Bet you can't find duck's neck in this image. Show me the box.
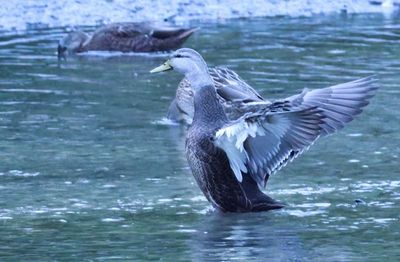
[192,84,227,126]
[186,67,213,90]
[184,64,227,126]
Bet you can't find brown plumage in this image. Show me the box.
[186,84,284,212]
[58,22,197,58]
[151,48,379,213]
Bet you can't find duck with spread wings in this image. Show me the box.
[151,48,379,212]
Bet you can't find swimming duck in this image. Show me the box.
[57,22,198,59]
[167,66,266,124]
[151,48,378,212]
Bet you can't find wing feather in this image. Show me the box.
[215,107,324,187]
[214,77,379,188]
[286,76,379,136]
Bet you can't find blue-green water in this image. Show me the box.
[0,14,399,261]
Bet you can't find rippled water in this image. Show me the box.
[0,14,399,261]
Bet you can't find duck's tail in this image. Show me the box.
[152,27,199,40]
[177,27,199,42]
[250,194,285,212]
[151,27,199,51]
[241,174,285,212]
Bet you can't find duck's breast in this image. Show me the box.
[185,127,251,212]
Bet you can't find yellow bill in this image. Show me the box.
[150,60,173,73]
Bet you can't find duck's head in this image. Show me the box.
[57,31,90,59]
[150,48,212,89]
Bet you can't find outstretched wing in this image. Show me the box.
[283,76,379,136]
[214,77,379,188]
[214,107,324,187]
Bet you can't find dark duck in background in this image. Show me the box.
[58,22,197,59]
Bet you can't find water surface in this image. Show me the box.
[0,14,399,261]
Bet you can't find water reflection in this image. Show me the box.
[190,212,307,261]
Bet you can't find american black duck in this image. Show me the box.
[58,22,197,58]
[151,48,379,212]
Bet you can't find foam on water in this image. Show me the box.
[0,170,40,177]
[0,0,399,31]
[286,209,326,217]
[152,117,180,126]
[0,88,66,95]
[275,186,336,196]
[297,202,331,208]
[101,217,125,222]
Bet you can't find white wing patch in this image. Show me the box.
[214,111,317,185]
[214,121,267,182]
[214,122,247,182]
[212,77,378,187]
[214,135,247,182]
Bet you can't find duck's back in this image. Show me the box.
[168,67,267,124]
[84,23,195,52]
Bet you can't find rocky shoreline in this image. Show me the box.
[0,0,398,31]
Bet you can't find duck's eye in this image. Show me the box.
[175,54,183,58]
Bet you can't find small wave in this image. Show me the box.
[0,110,20,115]
[158,198,173,203]
[102,184,117,188]
[0,170,40,177]
[275,186,336,196]
[0,88,65,95]
[152,117,180,126]
[176,228,197,233]
[145,178,163,181]
[346,133,363,137]
[369,201,395,208]
[72,202,90,208]
[24,73,62,80]
[348,159,361,163]
[101,217,125,222]
[286,209,326,217]
[351,180,400,193]
[190,195,207,202]
[373,218,396,224]
[297,202,331,208]
[328,49,346,55]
